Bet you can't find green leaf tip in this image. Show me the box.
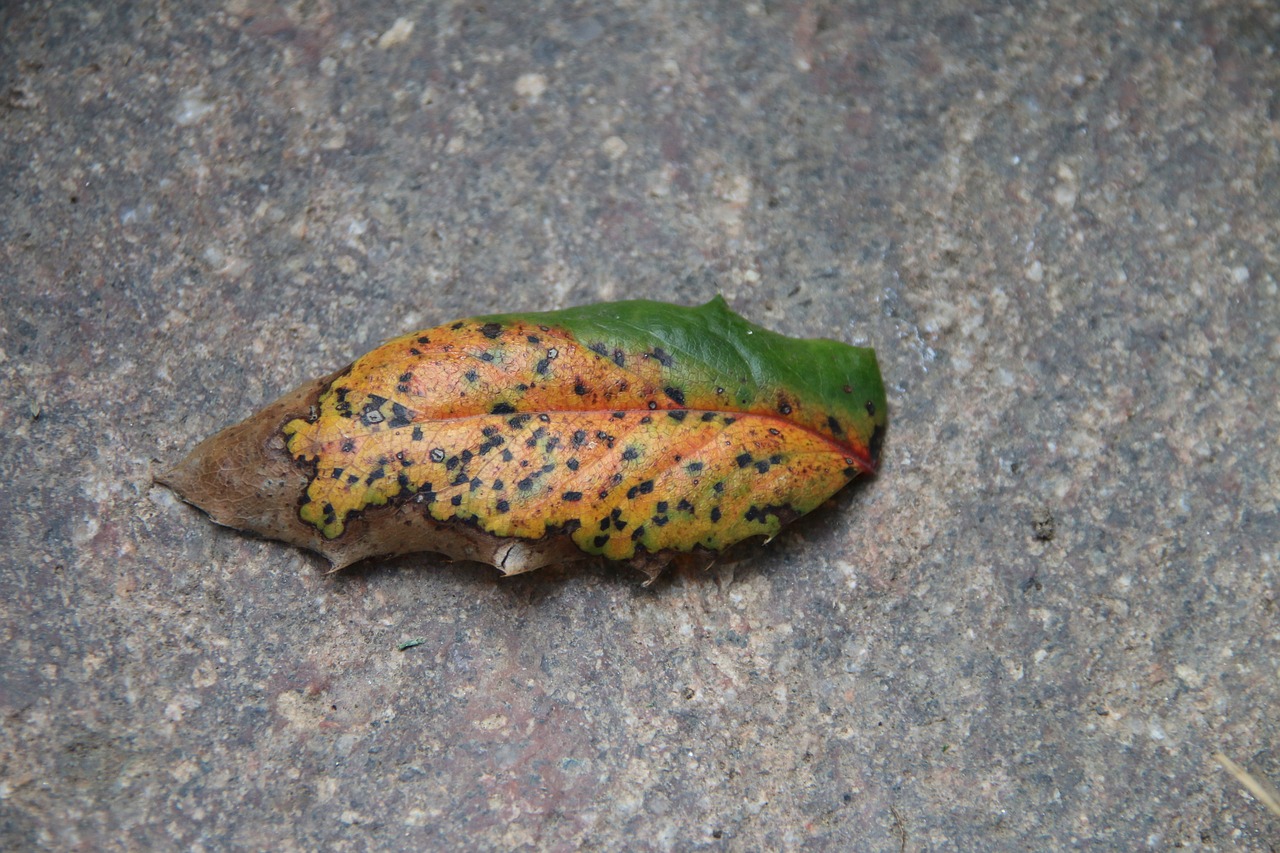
[479,295,887,470]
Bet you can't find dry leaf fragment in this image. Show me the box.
[159,297,887,581]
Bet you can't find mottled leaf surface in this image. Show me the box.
[161,297,886,579]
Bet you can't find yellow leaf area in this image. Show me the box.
[283,318,865,560]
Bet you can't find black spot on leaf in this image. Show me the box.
[387,402,413,428]
[650,347,674,367]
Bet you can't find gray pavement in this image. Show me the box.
[2,1,1277,849]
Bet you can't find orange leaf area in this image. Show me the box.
[284,318,863,559]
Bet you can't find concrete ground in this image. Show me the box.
[2,1,1277,849]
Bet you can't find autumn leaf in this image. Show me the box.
[159,297,886,581]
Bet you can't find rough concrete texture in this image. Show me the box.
[2,1,1278,849]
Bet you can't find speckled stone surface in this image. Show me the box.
[2,1,1278,849]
